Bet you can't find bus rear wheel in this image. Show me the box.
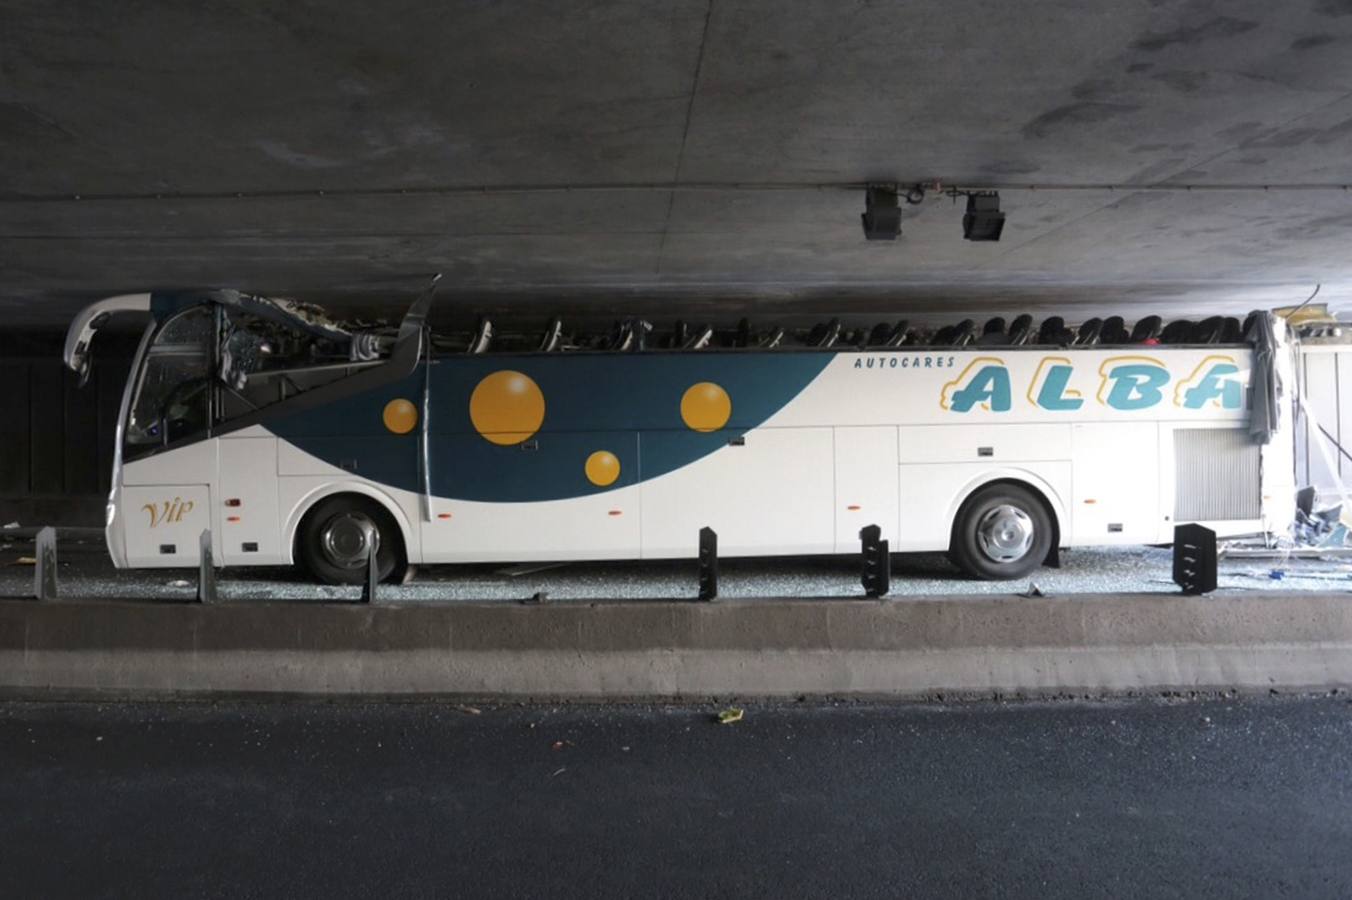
[298,496,403,585]
[949,484,1051,581]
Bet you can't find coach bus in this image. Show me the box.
[63,287,1296,584]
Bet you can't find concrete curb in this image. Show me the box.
[1,593,1351,698]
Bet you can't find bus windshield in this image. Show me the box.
[125,306,213,453]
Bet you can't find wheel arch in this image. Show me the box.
[947,469,1065,556]
[283,482,414,565]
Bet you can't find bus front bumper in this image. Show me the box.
[105,490,128,569]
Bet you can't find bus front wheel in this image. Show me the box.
[297,496,403,585]
[949,484,1052,580]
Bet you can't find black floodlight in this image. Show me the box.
[962,191,1005,241]
[862,184,901,240]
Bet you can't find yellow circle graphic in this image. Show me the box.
[382,398,419,434]
[680,382,732,432]
[585,450,621,487]
[470,370,545,446]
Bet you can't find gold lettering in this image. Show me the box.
[142,497,195,528]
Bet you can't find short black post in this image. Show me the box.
[196,529,217,604]
[698,526,718,601]
[860,524,890,598]
[360,521,378,603]
[34,526,57,601]
[1172,523,1217,595]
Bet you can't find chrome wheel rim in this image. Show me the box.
[976,504,1033,563]
[320,512,379,569]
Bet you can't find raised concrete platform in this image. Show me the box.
[2,593,1351,699]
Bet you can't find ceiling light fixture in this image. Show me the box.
[861,184,901,240]
[962,191,1005,242]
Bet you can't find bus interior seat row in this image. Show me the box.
[433,312,1259,354]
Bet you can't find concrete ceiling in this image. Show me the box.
[4,0,1352,326]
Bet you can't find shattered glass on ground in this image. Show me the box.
[2,528,1351,603]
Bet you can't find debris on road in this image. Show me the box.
[456,705,482,715]
[551,740,572,751]
[716,707,745,725]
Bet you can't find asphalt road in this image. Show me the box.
[2,696,1350,899]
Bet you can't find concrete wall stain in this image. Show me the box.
[1290,33,1337,49]
[1133,17,1259,52]
[1022,102,1141,140]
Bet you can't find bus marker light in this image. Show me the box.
[226,516,241,523]
[608,510,623,516]
[437,513,452,520]
[847,505,862,511]
[1083,499,1097,504]
[224,498,241,507]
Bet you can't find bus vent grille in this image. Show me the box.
[1173,428,1261,522]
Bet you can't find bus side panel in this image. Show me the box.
[893,424,1072,553]
[120,483,211,567]
[276,438,423,565]
[117,440,218,567]
[894,462,1072,552]
[1070,422,1160,544]
[217,434,284,565]
[640,427,834,558]
[833,426,899,553]
[421,431,641,563]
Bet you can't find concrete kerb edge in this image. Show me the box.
[2,592,1351,697]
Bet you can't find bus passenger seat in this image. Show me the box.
[1194,316,1223,344]
[467,317,493,354]
[976,317,1007,345]
[1129,315,1162,343]
[1037,316,1073,345]
[1241,313,1258,342]
[736,318,752,348]
[1100,316,1129,344]
[1220,317,1242,343]
[867,323,892,347]
[809,318,842,348]
[759,326,785,349]
[683,324,714,350]
[1159,320,1193,343]
[884,320,911,347]
[537,317,563,352]
[1074,318,1103,345]
[949,319,976,346]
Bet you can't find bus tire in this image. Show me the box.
[297,495,403,585]
[949,483,1052,581]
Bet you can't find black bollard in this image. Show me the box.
[34,526,57,601]
[360,521,378,603]
[860,524,890,598]
[698,526,718,601]
[197,529,217,604]
[1172,523,1217,595]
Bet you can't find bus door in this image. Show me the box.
[117,305,216,566]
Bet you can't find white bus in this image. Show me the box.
[64,289,1296,584]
